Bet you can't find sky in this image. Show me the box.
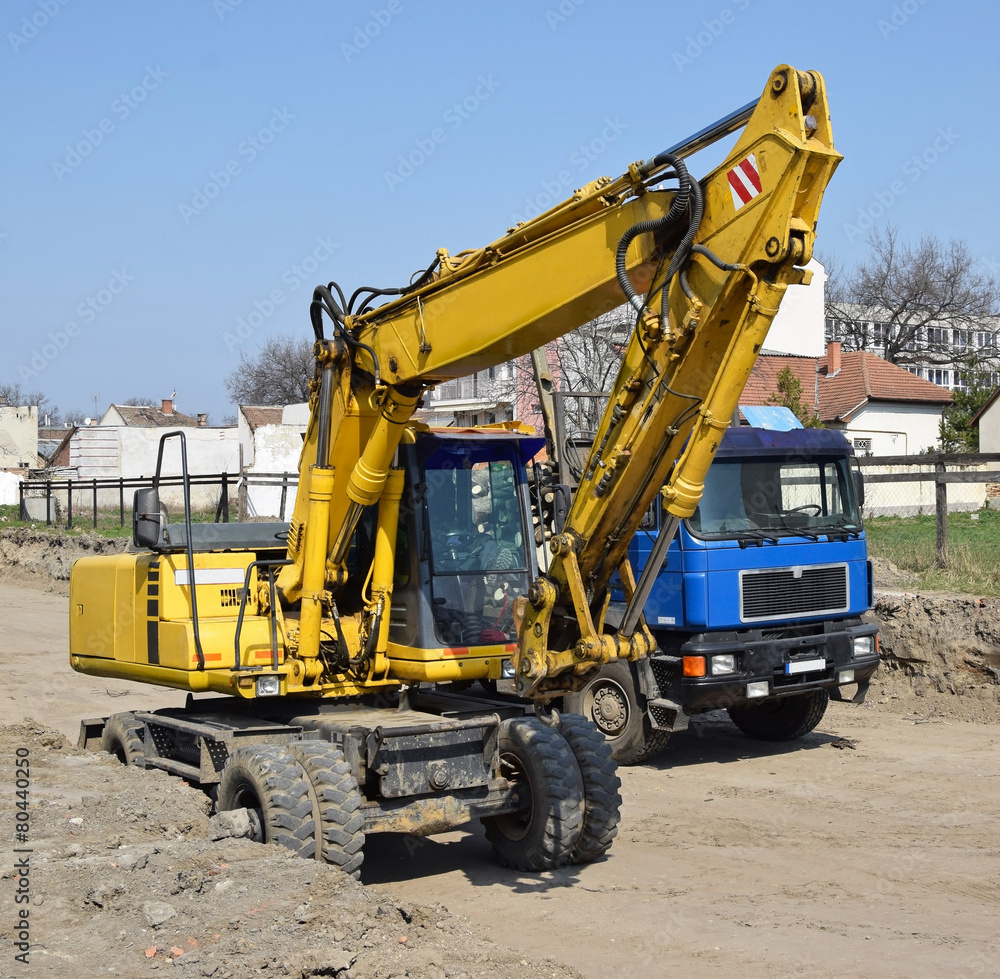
[2,0,998,425]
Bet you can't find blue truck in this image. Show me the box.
[560,424,881,764]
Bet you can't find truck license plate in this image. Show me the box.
[786,658,825,675]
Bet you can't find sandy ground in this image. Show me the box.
[1,581,999,978]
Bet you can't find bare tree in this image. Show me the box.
[825,227,999,376]
[522,305,633,438]
[0,382,59,422]
[224,335,314,406]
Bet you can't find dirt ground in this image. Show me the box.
[1,544,999,977]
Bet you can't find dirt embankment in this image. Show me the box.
[865,559,1000,724]
[0,527,126,590]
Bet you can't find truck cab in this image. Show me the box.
[569,427,880,763]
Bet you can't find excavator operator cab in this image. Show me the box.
[385,430,544,681]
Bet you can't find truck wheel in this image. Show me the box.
[101,712,146,767]
[216,745,319,860]
[563,661,670,766]
[727,690,830,741]
[557,713,621,863]
[482,717,584,871]
[290,742,365,879]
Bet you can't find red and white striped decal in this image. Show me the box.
[727,153,762,209]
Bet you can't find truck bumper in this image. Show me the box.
[651,618,879,712]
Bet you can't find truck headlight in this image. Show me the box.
[853,636,874,657]
[838,669,855,684]
[255,674,281,697]
[711,654,737,675]
[746,680,769,698]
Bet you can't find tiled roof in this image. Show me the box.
[743,349,953,424]
[818,350,952,421]
[239,406,284,432]
[741,354,819,414]
[110,405,200,427]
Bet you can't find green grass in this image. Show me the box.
[0,504,228,539]
[865,508,1000,595]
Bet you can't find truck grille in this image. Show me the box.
[740,564,848,621]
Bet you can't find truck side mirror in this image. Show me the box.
[133,488,163,548]
[853,469,865,508]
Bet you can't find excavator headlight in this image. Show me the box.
[255,675,281,697]
[501,659,516,679]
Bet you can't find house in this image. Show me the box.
[742,341,953,455]
[0,405,38,469]
[418,365,515,427]
[971,385,1000,453]
[100,398,205,428]
[62,400,238,508]
[237,404,309,518]
[37,427,74,467]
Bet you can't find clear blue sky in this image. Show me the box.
[2,0,997,424]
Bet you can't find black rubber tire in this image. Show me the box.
[101,712,146,767]
[557,713,622,863]
[727,689,830,741]
[481,717,584,871]
[216,745,318,859]
[289,742,366,879]
[563,661,670,766]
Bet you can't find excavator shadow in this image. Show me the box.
[361,823,584,891]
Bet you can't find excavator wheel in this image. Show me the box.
[727,689,830,742]
[289,742,365,878]
[216,745,320,860]
[481,717,584,871]
[557,713,622,863]
[101,712,146,767]
[563,661,670,766]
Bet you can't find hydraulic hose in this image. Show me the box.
[614,153,692,313]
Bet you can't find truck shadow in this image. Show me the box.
[642,713,848,770]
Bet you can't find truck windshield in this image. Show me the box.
[687,456,862,539]
[423,446,531,646]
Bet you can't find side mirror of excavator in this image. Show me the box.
[133,488,163,549]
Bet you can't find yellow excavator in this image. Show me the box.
[70,65,840,876]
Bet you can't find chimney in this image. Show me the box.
[197,413,207,427]
[826,341,842,375]
[162,399,173,415]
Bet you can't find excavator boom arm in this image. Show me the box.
[279,65,840,700]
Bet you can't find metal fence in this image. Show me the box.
[17,471,302,530]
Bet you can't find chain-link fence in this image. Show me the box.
[857,452,1000,565]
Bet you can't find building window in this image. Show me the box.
[853,438,873,453]
[927,369,950,386]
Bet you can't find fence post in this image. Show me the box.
[67,481,73,530]
[18,481,26,522]
[935,458,948,568]
[279,474,288,521]
[45,481,51,526]
[92,478,98,529]
[216,473,230,524]
[238,473,247,522]
[119,478,125,527]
